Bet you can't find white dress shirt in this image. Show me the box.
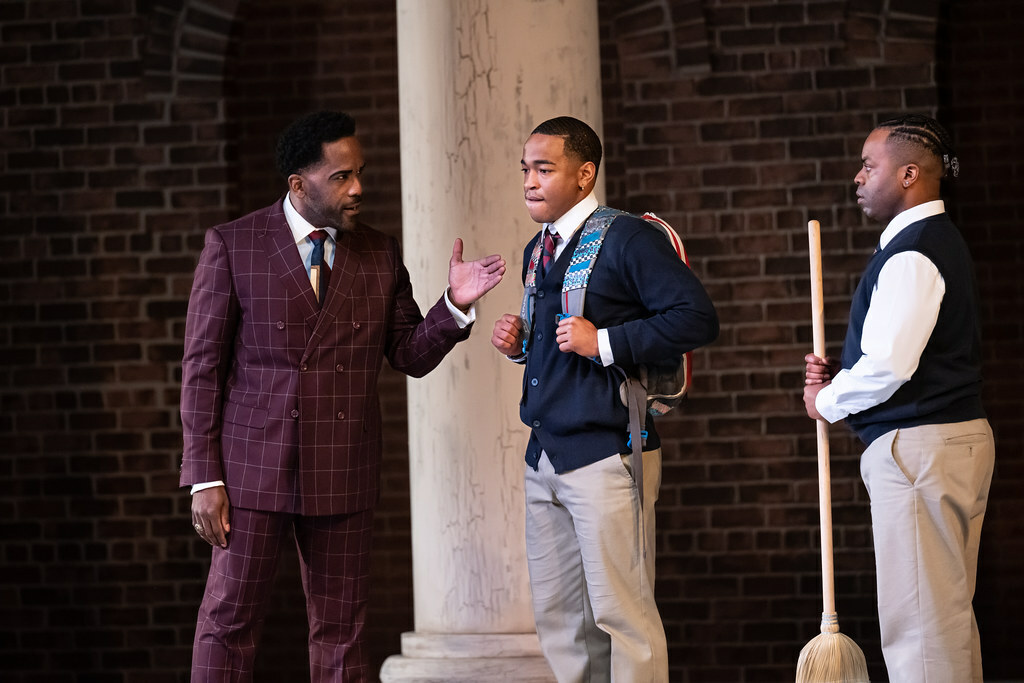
[284,192,337,272]
[543,192,617,366]
[815,200,948,424]
[192,194,476,495]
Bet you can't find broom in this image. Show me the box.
[795,220,870,683]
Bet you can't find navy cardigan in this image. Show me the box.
[518,212,719,473]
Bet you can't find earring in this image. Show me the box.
[903,181,909,187]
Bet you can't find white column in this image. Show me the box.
[381,1,602,681]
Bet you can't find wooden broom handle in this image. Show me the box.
[808,220,837,617]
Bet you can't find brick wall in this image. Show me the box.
[0,0,409,680]
[941,0,1024,676]
[600,0,1024,680]
[1,1,1021,682]
[1,0,236,680]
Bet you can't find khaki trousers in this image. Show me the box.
[525,449,668,683]
[861,419,994,683]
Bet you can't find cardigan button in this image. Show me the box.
[532,419,541,428]
[530,378,538,386]
[336,364,344,372]
[352,321,361,329]
[337,411,345,420]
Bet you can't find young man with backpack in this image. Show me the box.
[491,116,718,681]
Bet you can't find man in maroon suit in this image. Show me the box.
[180,110,505,682]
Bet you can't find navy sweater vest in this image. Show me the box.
[841,212,985,444]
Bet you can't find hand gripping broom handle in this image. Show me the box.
[808,220,839,628]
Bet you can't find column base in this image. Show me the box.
[380,632,555,682]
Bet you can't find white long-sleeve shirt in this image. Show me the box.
[815,200,948,424]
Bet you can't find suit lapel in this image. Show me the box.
[304,228,361,352]
[261,202,321,328]
[319,229,359,317]
[260,201,365,352]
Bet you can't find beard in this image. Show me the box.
[303,187,360,232]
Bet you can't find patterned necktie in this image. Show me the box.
[309,230,331,305]
[541,227,559,278]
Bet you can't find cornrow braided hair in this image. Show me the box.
[877,114,960,179]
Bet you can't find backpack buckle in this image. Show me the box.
[626,430,648,449]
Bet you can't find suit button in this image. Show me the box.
[530,378,538,386]
[537,290,546,299]
[337,411,345,420]
[276,321,285,330]
[300,363,308,371]
[532,419,541,428]
[536,332,543,341]
[291,409,299,418]
[336,364,344,372]
[352,322,361,329]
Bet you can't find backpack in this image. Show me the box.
[518,207,694,512]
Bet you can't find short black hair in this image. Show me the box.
[530,116,602,173]
[877,114,959,179]
[275,111,356,179]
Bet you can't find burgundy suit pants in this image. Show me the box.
[191,506,374,682]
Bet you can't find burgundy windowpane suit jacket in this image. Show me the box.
[180,199,468,516]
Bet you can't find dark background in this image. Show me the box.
[1,1,1021,681]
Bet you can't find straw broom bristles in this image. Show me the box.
[795,611,869,682]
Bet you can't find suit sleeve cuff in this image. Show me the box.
[444,289,476,329]
[191,481,225,495]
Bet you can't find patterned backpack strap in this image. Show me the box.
[517,233,545,355]
[560,206,624,317]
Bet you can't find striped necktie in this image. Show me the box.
[540,227,559,278]
[309,230,331,305]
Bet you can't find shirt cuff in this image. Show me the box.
[814,384,847,424]
[191,481,225,495]
[597,329,614,367]
[444,289,476,328]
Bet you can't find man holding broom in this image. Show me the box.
[803,114,994,682]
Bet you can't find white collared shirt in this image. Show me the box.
[545,192,599,260]
[815,200,947,423]
[541,192,617,366]
[284,193,337,274]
